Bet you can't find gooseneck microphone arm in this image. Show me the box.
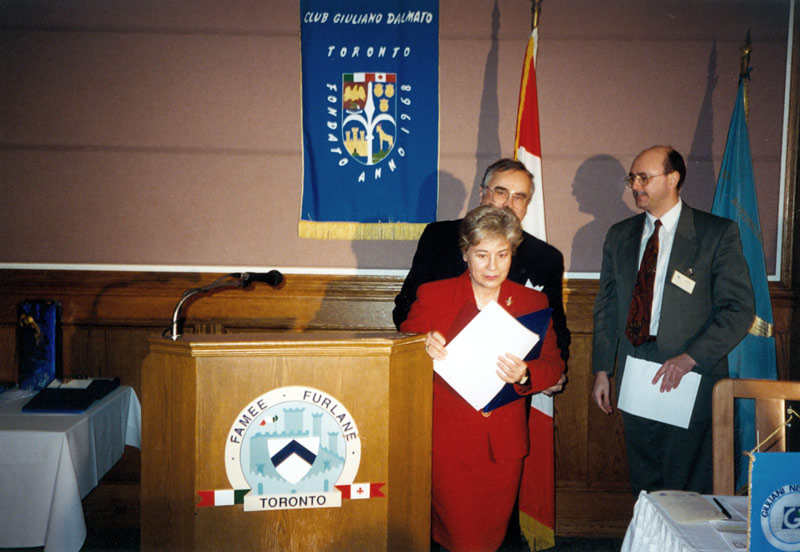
[164,271,284,341]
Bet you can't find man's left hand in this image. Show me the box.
[652,353,697,392]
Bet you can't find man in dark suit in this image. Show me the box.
[393,158,571,361]
[591,146,754,494]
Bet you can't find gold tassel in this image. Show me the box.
[298,221,427,241]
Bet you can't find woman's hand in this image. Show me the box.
[496,353,528,384]
[424,331,447,361]
[542,373,567,396]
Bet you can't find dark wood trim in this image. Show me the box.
[1,269,797,537]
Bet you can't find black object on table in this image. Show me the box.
[22,378,121,413]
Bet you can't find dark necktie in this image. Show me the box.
[625,219,662,347]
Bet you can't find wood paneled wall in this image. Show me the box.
[0,269,796,536]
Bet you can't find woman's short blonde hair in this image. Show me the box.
[459,205,523,254]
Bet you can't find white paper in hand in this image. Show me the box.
[617,356,701,428]
[433,301,540,410]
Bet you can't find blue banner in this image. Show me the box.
[712,75,778,489]
[748,452,800,551]
[299,1,439,240]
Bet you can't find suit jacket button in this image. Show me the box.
[482,410,491,417]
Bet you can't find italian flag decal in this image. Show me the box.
[196,489,249,507]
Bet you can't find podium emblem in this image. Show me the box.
[222,386,363,511]
[268,437,319,484]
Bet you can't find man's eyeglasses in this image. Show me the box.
[483,185,530,206]
[624,172,667,188]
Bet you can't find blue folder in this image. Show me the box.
[481,307,552,413]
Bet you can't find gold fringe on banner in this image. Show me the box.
[298,220,427,241]
[748,315,774,338]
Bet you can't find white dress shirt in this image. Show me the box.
[637,199,682,336]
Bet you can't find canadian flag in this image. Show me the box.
[335,482,386,500]
[514,26,547,241]
[515,23,556,552]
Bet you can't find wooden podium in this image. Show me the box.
[141,332,431,551]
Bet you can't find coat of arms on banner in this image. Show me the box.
[342,72,396,165]
[196,386,385,511]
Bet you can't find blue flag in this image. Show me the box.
[299,1,439,240]
[711,75,778,488]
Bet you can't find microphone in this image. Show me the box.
[164,269,284,340]
[239,270,284,288]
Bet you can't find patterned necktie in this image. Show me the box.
[625,219,662,347]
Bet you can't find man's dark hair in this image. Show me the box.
[480,158,534,194]
[664,147,687,190]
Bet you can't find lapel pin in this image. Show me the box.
[688,268,694,275]
[506,297,513,307]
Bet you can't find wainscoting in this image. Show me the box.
[0,269,795,538]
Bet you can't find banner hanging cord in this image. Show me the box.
[745,406,798,459]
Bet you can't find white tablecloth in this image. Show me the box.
[0,386,141,552]
[622,490,749,552]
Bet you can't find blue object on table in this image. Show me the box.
[17,300,62,390]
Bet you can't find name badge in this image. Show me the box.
[671,270,696,294]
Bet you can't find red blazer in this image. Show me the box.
[400,272,564,461]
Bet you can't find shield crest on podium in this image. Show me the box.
[268,437,320,484]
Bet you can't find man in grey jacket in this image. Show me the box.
[591,145,754,494]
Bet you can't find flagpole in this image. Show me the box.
[740,30,752,122]
[517,7,554,548]
[532,0,541,30]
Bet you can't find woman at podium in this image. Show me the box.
[401,205,565,551]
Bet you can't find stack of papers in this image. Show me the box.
[433,301,540,411]
[650,491,728,523]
